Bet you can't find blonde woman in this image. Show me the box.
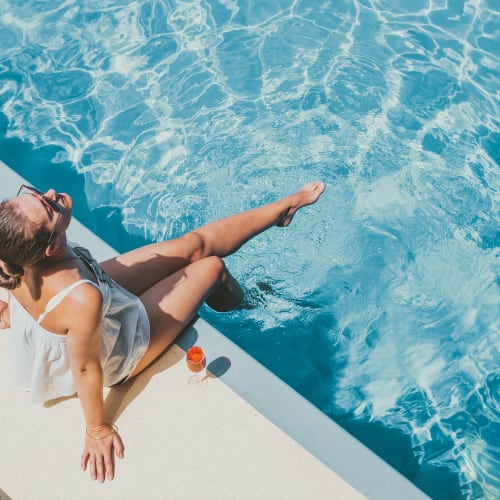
[0,181,325,482]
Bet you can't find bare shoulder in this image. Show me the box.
[64,281,102,311]
[61,282,103,329]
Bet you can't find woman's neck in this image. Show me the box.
[27,233,75,269]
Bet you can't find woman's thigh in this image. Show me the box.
[127,256,224,378]
[99,232,205,296]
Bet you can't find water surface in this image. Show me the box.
[0,1,498,498]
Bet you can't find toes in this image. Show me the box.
[309,181,326,194]
[300,181,326,201]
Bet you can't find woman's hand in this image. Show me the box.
[81,424,125,482]
[0,299,10,329]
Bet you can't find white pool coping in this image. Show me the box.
[0,161,428,499]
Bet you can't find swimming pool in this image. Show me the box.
[0,1,498,498]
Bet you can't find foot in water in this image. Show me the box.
[276,181,326,227]
[236,280,277,310]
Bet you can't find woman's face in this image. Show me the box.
[14,188,73,244]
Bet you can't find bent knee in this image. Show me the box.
[201,255,226,276]
[178,232,209,262]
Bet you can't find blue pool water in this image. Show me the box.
[1,1,498,498]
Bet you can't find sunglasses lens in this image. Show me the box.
[44,198,61,213]
[18,185,62,213]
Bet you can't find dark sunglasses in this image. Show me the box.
[17,184,62,245]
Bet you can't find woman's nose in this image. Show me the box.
[44,189,57,200]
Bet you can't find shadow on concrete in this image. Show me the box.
[206,356,231,378]
[44,322,200,418]
[104,322,200,423]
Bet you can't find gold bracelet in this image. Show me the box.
[86,423,118,440]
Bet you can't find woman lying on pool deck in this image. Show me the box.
[0,181,325,483]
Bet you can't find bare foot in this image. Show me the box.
[276,181,326,227]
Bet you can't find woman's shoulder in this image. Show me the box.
[59,279,102,309]
[64,286,105,342]
[55,279,103,331]
[23,267,100,315]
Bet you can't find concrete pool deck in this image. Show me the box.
[0,315,363,500]
[0,162,428,499]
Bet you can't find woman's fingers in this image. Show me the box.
[82,430,124,482]
[0,300,9,329]
[80,449,90,471]
[104,452,115,481]
[113,433,125,459]
[89,456,98,481]
[95,455,106,483]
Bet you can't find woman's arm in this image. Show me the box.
[64,284,124,482]
[0,298,10,328]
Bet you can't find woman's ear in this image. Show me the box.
[44,235,63,257]
[45,243,58,257]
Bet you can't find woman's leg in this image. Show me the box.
[100,181,325,296]
[119,182,325,377]
[127,256,231,378]
[187,180,326,257]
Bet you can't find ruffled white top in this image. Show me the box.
[8,245,150,404]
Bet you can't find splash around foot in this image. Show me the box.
[276,181,326,227]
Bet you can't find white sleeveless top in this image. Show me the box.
[8,245,150,404]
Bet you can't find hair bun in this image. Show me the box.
[0,258,23,277]
[0,259,23,290]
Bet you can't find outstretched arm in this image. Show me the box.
[64,284,124,482]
